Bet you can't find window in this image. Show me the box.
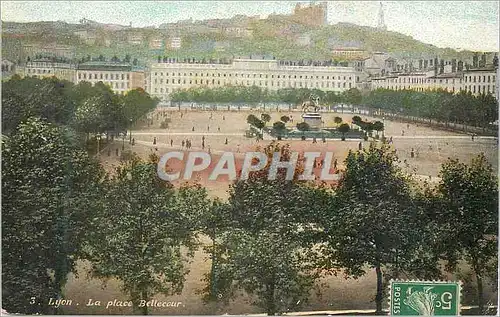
[121,82,124,88]
[100,74,103,79]
[78,73,81,79]
[121,74,124,80]
[110,74,114,80]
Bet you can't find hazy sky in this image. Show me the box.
[1,1,499,51]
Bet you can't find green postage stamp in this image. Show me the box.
[389,280,461,316]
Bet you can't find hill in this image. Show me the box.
[1,19,476,64]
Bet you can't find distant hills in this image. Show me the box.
[1,18,479,64]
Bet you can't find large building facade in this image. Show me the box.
[370,67,497,96]
[75,62,145,94]
[22,59,77,82]
[147,58,358,101]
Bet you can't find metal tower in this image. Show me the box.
[377,2,387,30]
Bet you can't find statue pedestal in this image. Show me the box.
[302,112,322,130]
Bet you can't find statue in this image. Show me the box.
[301,94,320,113]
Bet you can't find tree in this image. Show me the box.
[432,154,498,312]
[352,115,362,124]
[334,116,343,126]
[320,143,439,314]
[215,142,321,315]
[261,113,271,123]
[296,122,310,132]
[2,77,76,134]
[337,123,350,141]
[84,156,197,315]
[280,115,290,123]
[272,121,286,140]
[2,118,104,314]
[372,121,384,136]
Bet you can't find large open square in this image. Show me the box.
[58,107,499,314]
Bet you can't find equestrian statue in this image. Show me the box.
[301,94,320,113]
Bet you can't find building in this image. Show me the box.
[76,62,138,94]
[169,37,182,50]
[332,47,368,60]
[369,66,497,97]
[127,33,144,45]
[23,43,75,59]
[22,58,77,82]
[295,34,312,47]
[291,2,328,27]
[149,38,164,50]
[462,68,497,96]
[147,58,358,101]
[2,59,15,73]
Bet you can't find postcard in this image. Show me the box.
[1,1,498,315]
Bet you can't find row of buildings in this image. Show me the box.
[6,53,499,101]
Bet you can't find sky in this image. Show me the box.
[1,1,499,51]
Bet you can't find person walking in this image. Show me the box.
[358,142,362,151]
[181,140,185,148]
[225,138,228,145]
[333,159,338,170]
[170,139,174,147]
[153,137,157,145]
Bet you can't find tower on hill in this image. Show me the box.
[292,2,328,27]
[377,2,387,31]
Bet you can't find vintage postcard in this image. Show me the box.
[1,1,498,315]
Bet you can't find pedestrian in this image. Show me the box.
[333,159,338,170]
[202,141,205,149]
[237,144,240,153]
[471,134,475,141]
[218,126,220,132]
[223,115,225,121]
[358,142,362,151]
[202,135,205,142]
[208,146,211,154]
[313,137,317,143]
[171,139,173,147]
[115,148,119,156]
[207,125,210,131]
[181,140,185,148]
[411,148,414,158]
[192,126,195,131]
[153,137,157,145]
[107,149,111,156]
[402,130,405,136]
[225,138,228,145]
[132,138,135,146]
[181,113,183,118]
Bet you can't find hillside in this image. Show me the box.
[1,19,475,64]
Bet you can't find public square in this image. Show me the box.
[59,108,499,315]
